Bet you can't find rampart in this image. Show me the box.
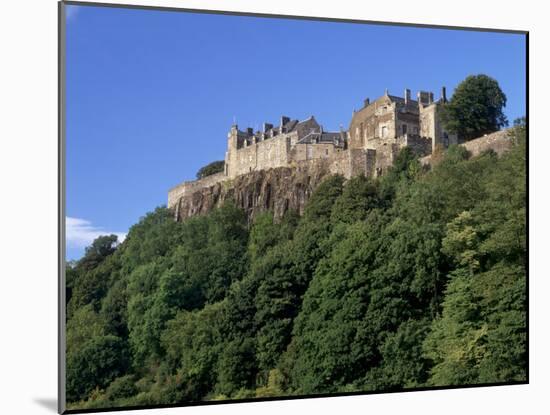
[420,129,512,165]
[167,172,227,208]
[228,133,291,177]
[460,129,512,156]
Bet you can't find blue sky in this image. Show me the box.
[65,4,526,260]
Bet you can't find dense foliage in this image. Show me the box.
[441,74,508,140]
[66,125,526,409]
[196,160,225,179]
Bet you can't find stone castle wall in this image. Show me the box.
[169,129,515,217]
[420,129,512,165]
[168,172,227,208]
[169,146,355,210]
[227,133,292,178]
[398,134,433,156]
[168,133,433,209]
[460,129,512,156]
[291,142,342,163]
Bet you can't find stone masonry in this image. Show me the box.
[168,87,507,214]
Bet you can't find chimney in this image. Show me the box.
[280,116,290,133]
[404,88,411,104]
[441,86,447,103]
[280,115,290,127]
[364,98,370,107]
[417,91,433,106]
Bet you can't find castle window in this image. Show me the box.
[381,126,388,138]
[402,124,407,135]
[325,148,329,156]
[307,146,313,160]
[414,127,419,134]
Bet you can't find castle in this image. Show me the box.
[168,87,458,209]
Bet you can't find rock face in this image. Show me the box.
[172,162,334,222]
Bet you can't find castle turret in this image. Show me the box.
[228,124,239,148]
[225,124,240,177]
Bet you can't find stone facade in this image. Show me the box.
[347,87,458,176]
[224,116,346,178]
[168,87,494,212]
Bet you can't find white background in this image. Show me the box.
[0,0,546,413]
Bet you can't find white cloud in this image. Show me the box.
[66,217,127,248]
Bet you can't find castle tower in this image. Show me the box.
[225,124,240,177]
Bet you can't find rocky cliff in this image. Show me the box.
[172,161,334,222]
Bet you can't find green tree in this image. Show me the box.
[253,242,297,374]
[126,261,167,365]
[423,129,526,385]
[105,375,138,401]
[284,217,387,394]
[196,160,225,179]
[85,234,119,259]
[330,175,380,224]
[100,278,129,338]
[362,318,432,391]
[66,335,130,402]
[441,74,508,140]
[68,251,121,317]
[66,304,107,352]
[247,211,298,262]
[216,337,257,397]
[161,303,224,400]
[65,124,526,407]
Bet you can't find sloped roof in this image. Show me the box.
[296,131,345,147]
[250,116,321,139]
